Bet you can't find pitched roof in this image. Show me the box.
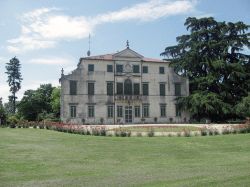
[82,48,167,63]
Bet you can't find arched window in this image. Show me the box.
[124,79,132,95]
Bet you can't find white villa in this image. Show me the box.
[60,44,189,124]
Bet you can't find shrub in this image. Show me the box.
[177,132,181,137]
[147,128,154,137]
[100,128,107,136]
[136,132,142,137]
[208,129,214,136]
[183,129,191,137]
[200,128,208,136]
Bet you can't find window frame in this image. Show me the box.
[107,64,113,72]
[107,82,113,96]
[70,105,76,118]
[88,64,94,72]
[133,65,140,73]
[175,83,181,96]
[117,106,123,117]
[160,104,166,117]
[134,106,140,118]
[116,82,123,95]
[107,105,113,118]
[88,105,95,118]
[69,80,77,95]
[116,64,123,73]
[142,83,149,96]
[160,83,166,96]
[142,104,149,118]
[88,82,95,95]
[142,66,148,73]
[159,66,165,74]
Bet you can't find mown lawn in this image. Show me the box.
[0,128,249,187]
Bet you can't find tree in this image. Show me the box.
[17,84,59,121]
[235,93,250,118]
[0,98,7,125]
[50,87,60,118]
[161,17,250,122]
[5,57,22,114]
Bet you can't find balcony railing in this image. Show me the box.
[115,95,142,101]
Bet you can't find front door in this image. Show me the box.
[125,106,132,123]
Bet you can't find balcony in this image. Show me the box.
[115,95,142,101]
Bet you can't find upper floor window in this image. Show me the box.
[133,83,140,95]
[88,82,95,95]
[117,82,123,95]
[88,64,94,72]
[175,83,181,96]
[142,66,148,73]
[160,83,166,96]
[116,64,123,73]
[107,82,113,96]
[124,79,132,95]
[107,65,113,72]
[159,67,165,74]
[142,83,149,96]
[69,80,77,95]
[133,65,140,73]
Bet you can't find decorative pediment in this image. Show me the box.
[113,48,144,59]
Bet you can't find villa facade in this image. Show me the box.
[60,46,189,124]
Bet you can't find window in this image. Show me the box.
[134,83,140,95]
[117,83,123,95]
[88,64,94,72]
[159,67,165,74]
[175,83,181,96]
[142,66,148,73]
[88,82,95,95]
[176,104,181,117]
[124,79,132,95]
[160,83,165,96]
[116,64,123,73]
[142,83,149,96]
[69,80,77,95]
[107,82,113,96]
[70,105,76,118]
[134,106,140,118]
[133,65,140,73]
[117,106,123,117]
[107,65,113,72]
[142,104,149,118]
[160,104,166,117]
[88,105,95,118]
[107,105,113,118]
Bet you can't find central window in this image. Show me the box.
[124,79,132,95]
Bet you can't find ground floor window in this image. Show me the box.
[117,106,123,117]
[134,106,140,118]
[160,104,166,117]
[142,104,149,118]
[175,104,181,117]
[70,105,76,118]
[107,105,113,118]
[88,105,95,118]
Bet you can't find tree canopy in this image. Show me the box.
[161,17,250,121]
[17,84,60,121]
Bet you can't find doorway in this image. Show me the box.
[125,106,132,123]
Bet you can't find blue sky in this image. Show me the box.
[0,0,249,103]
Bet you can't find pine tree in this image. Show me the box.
[5,57,23,114]
[161,17,250,122]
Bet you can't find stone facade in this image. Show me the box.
[60,47,189,124]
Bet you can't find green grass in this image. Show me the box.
[113,126,200,132]
[0,128,249,187]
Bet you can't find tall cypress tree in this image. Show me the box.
[161,17,250,122]
[5,57,23,114]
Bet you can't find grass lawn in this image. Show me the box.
[113,126,200,132]
[0,128,249,187]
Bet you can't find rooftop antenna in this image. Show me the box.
[126,40,129,49]
[87,34,91,56]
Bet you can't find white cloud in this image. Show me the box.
[7,0,197,53]
[28,57,72,65]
